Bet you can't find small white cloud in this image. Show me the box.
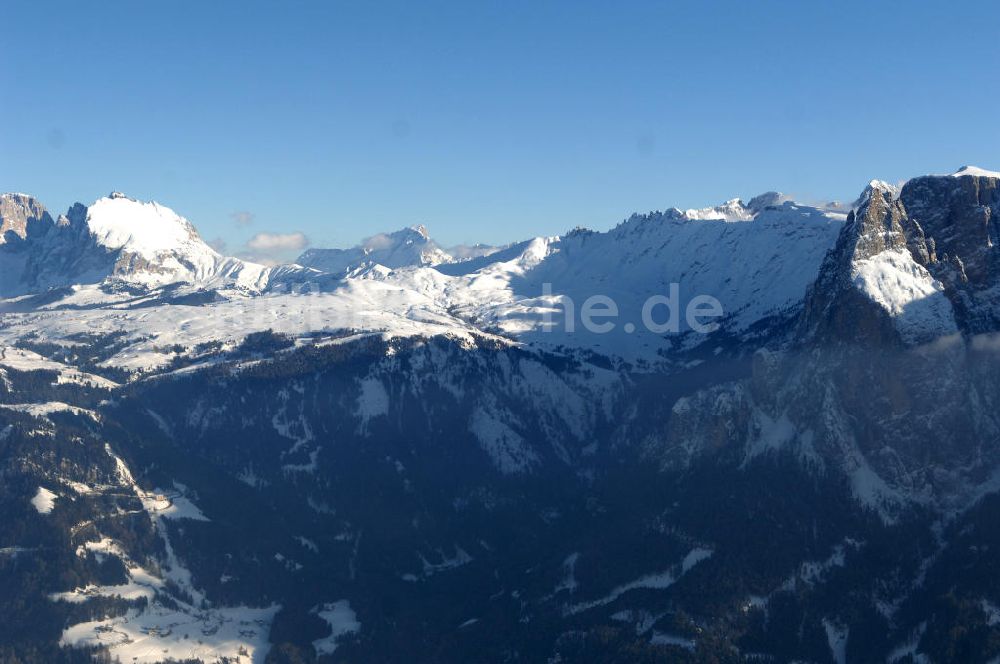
[246,232,309,252]
[361,233,395,251]
[238,231,310,266]
[230,210,256,227]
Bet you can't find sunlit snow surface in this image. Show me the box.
[852,248,958,343]
[1,402,99,422]
[86,196,207,260]
[60,605,279,664]
[948,165,1000,179]
[31,486,57,514]
[0,347,119,388]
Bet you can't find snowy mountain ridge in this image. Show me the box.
[0,188,849,371]
[1,166,997,372]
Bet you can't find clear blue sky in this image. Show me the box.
[2,0,998,258]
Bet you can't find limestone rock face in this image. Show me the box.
[0,193,53,242]
[901,172,999,279]
[800,181,915,346]
[901,172,1000,333]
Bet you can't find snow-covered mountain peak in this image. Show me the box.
[83,194,209,260]
[677,197,753,222]
[376,224,435,246]
[854,179,900,210]
[657,193,794,223]
[746,191,786,213]
[866,179,898,195]
[949,165,1000,179]
[298,225,453,275]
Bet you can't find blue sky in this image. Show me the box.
[2,0,999,259]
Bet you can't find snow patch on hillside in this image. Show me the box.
[31,487,57,514]
[356,376,390,426]
[681,547,714,574]
[469,402,538,474]
[565,546,713,615]
[555,552,580,594]
[312,600,361,656]
[59,604,279,664]
[823,619,849,664]
[852,249,958,343]
[0,347,119,388]
[1,402,99,422]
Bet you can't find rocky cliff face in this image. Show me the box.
[802,170,1000,347]
[0,193,53,242]
[901,169,1000,332]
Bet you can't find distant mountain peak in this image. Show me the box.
[81,195,206,260]
[299,224,452,274]
[1,192,40,201]
[0,192,53,243]
[678,197,753,222]
[950,165,1000,179]
[655,193,794,224]
[746,191,786,213]
[853,179,900,210]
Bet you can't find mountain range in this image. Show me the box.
[2,166,1000,663]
